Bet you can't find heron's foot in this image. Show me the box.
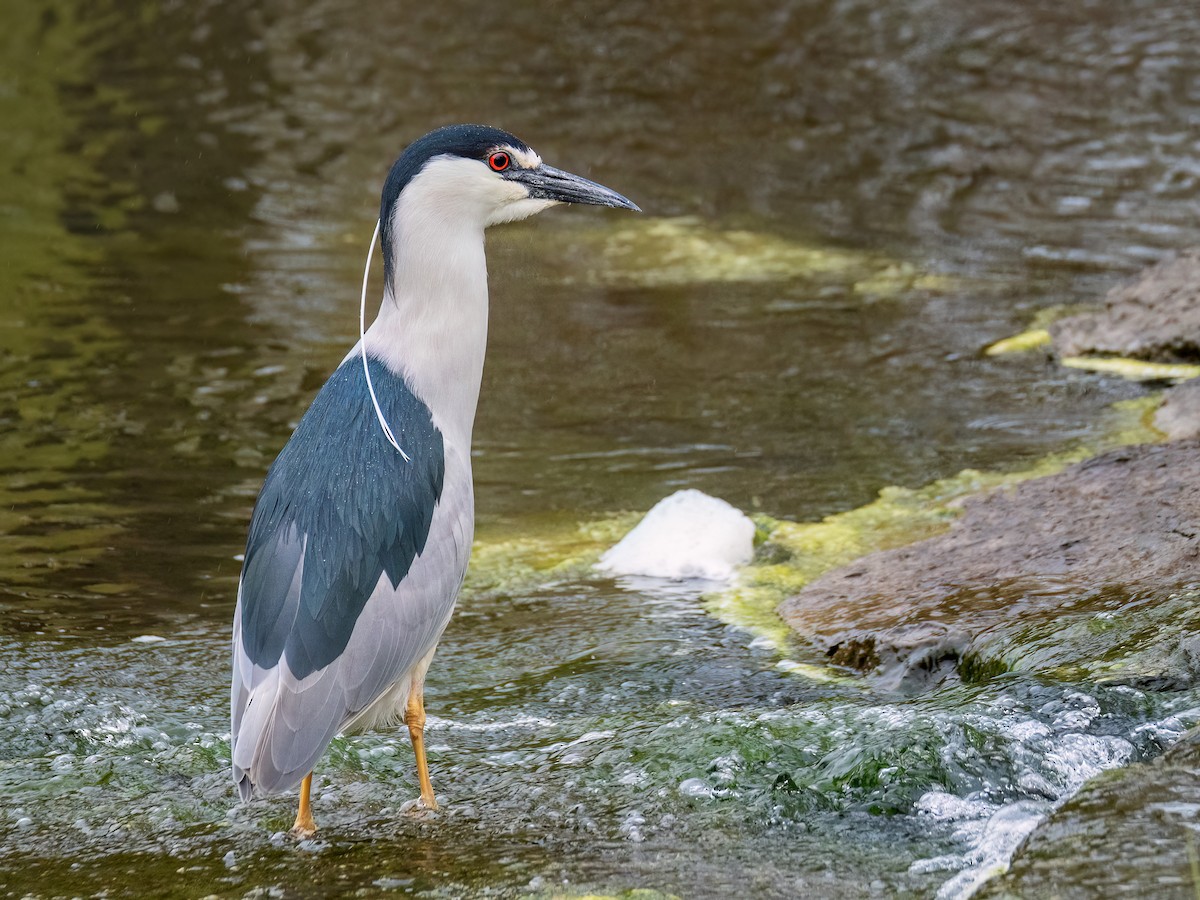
[290,815,318,840]
[399,794,439,817]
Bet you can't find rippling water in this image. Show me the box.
[3,0,1200,896]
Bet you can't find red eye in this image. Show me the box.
[488,151,511,172]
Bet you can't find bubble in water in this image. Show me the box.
[619,810,646,843]
[678,778,714,799]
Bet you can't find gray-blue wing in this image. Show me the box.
[229,357,471,798]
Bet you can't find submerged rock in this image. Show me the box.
[779,440,1200,690]
[597,490,755,582]
[1051,249,1200,363]
[825,622,969,694]
[976,728,1200,900]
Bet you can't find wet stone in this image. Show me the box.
[825,623,970,693]
[976,728,1200,900]
[1154,377,1200,440]
[1051,249,1200,363]
[780,440,1200,688]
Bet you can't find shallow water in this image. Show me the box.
[3,0,1200,896]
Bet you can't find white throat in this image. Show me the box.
[362,168,491,451]
[362,278,487,455]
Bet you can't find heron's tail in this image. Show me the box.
[231,654,347,799]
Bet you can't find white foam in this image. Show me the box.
[912,706,1140,899]
[596,490,755,582]
[931,801,1050,899]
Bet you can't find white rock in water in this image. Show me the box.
[597,489,755,581]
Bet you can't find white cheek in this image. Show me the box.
[403,157,516,223]
[398,155,558,229]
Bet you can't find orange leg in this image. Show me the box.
[406,684,438,810]
[291,772,317,838]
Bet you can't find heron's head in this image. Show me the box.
[380,124,638,283]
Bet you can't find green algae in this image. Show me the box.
[456,393,1161,691]
[987,309,1200,381]
[985,328,1051,355]
[983,305,1092,356]
[465,514,642,600]
[1061,356,1200,382]
[702,395,1164,664]
[461,396,1166,687]
[566,216,953,292]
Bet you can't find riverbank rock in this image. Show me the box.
[976,727,1200,900]
[778,439,1200,691]
[1051,249,1200,362]
[1154,377,1200,439]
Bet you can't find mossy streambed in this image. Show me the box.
[5,614,1196,899]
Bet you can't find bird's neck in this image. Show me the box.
[362,219,490,452]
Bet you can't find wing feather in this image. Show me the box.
[230,356,468,798]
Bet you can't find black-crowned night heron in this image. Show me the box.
[230,124,638,837]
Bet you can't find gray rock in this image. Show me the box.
[1051,249,1200,362]
[1155,377,1200,439]
[779,440,1200,688]
[825,623,969,694]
